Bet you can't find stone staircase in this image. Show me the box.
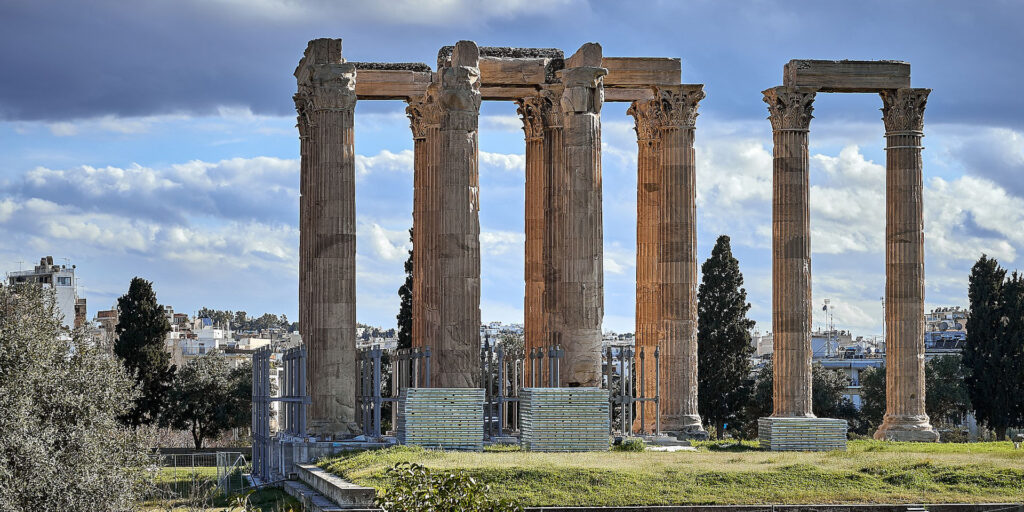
[280,464,379,512]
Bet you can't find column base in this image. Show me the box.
[307,420,360,439]
[663,414,709,441]
[873,415,940,442]
[758,417,847,451]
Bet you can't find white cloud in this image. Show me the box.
[479,152,525,173]
[364,223,410,262]
[355,150,413,177]
[480,230,524,256]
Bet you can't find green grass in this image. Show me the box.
[318,441,1024,506]
[142,466,300,511]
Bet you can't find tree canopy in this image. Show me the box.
[963,255,1024,439]
[162,354,252,450]
[397,227,413,350]
[115,277,174,426]
[0,284,149,511]
[697,235,756,439]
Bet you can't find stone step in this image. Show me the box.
[281,480,346,512]
[296,464,378,509]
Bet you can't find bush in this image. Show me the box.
[377,462,522,512]
[613,438,646,452]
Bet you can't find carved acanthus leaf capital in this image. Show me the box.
[296,62,357,112]
[627,98,661,143]
[439,63,481,130]
[881,88,930,133]
[516,96,549,141]
[560,66,607,115]
[656,84,705,129]
[406,85,442,139]
[763,86,816,131]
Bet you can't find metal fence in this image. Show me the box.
[357,346,431,438]
[149,451,248,498]
[605,346,661,436]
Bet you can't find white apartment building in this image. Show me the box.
[7,256,86,330]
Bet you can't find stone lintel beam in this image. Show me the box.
[295,37,359,436]
[603,57,681,86]
[875,87,939,442]
[764,85,816,419]
[783,59,910,93]
[435,40,482,388]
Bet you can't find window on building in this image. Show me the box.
[56,276,72,286]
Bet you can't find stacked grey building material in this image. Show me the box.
[396,388,484,451]
[758,417,848,451]
[520,387,610,452]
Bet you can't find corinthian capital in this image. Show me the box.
[656,84,705,129]
[406,85,442,140]
[627,98,661,143]
[763,86,816,131]
[516,96,549,141]
[560,66,607,115]
[881,88,930,133]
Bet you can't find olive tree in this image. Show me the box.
[0,284,149,511]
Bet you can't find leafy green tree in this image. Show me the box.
[397,228,413,350]
[963,255,1024,440]
[858,365,887,434]
[162,355,252,449]
[697,235,756,439]
[115,277,174,426]
[925,355,972,426]
[0,284,149,510]
[376,462,522,512]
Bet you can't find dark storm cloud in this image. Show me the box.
[1,0,1023,127]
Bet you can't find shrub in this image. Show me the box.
[377,462,522,512]
[614,438,646,452]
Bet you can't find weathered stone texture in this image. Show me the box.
[554,44,606,387]
[407,86,442,362]
[875,88,938,442]
[518,94,551,382]
[435,41,482,388]
[656,85,705,434]
[294,38,359,435]
[764,86,816,418]
[783,59,910,92]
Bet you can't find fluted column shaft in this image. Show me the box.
[875,88,938,442]
[764,86,816,418]
[407,90,442,361]
[294,38,358,435]
[518,95,547,379]
[556,65,607,387]
[542,86,565,387]
[436,41,482,388]
[628,98,660,421]
[657,85,705,433]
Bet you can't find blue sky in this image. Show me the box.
[1,0,1023,335]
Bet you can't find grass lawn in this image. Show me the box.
[141,466,300,511]
[319,440,1024,506]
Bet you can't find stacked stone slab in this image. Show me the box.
[759,418,847,451]
[520,388,610,451]
[396,388,484,451]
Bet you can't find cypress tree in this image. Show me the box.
[963,255,1012,438]
[114,277,174,426]
[697,235,755,438]
[396,228,413,350]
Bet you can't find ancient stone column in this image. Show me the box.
[764,86,816,418]
[541,85,565,386]
[627,96,661,426]
[406,86,442,361]
[518,95,546,374]
[435,41,482,388]
[657,85,706,435]
[556,44,607,387]
[875,88,939,442]
[294,38,358,435]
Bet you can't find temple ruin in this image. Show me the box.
[293,38,937,445]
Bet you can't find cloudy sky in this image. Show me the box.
[2,1,1022,336]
